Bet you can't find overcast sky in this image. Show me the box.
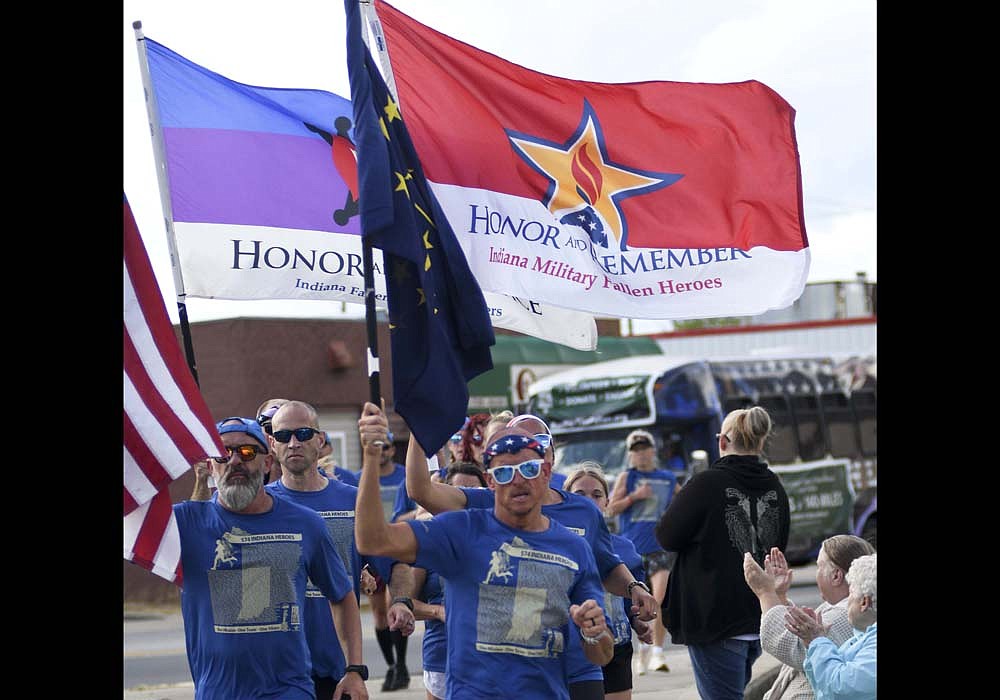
[123,0,875,332]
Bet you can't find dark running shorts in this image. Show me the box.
[642,549,677,577]
[602,642,634,693]
[568,679,605,700]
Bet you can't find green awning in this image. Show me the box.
[467,335,663,412]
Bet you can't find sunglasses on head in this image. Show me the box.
[256,406,282,435]
[213,444,263,463]
[272,427,321,443]
[533,433,552,449]
[488,459,543,485]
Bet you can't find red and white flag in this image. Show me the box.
[123,193,224,585]
[374,0,810,320]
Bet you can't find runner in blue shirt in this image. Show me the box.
[364,431,412,690]
[403,421,660,700]
[607,429,679,675]
[174,417,364,700]
[565,463,657,700]
[263,403,370,700]
[355,404,615,700]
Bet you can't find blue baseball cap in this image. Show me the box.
[216,417,270,452]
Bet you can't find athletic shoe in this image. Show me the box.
[381,665,397,692]
[648,648,671,672]
[635,642,652,676]
[385,664,410,691]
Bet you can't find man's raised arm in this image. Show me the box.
[405,433,469,515]
[354,402,418,563]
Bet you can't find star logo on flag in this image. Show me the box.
[507,100,683,251]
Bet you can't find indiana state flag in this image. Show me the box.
[345,0,495,456]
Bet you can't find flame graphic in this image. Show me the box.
[571,142,603,206]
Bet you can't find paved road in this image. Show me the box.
[125,563,819,699]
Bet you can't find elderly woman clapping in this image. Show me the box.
[784,553,877,700]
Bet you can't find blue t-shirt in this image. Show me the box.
[377,463,407,522]
[173,495,352,699]
[333,466,359,486]
[265,477,363,680]
[408,509,608,700]
[461,487,621,683]
[608,534,645,647]
[317,465,359,487]
[391,481,417,522]
[619,468,678,555]
[418,567,447,673]
[549,471,568,490]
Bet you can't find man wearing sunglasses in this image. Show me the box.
[355,402,614,700]
[171,417,358,700]
[264,401,370,700]
[507,414,567,490]
[405,417,660,700]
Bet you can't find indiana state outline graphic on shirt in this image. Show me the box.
[207,526,304,633]
[475,536,578,658]
[631,477,674,522]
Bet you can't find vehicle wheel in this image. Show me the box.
[861,516,876,550]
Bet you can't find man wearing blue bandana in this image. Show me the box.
[173,417,360,700]
[355,402,614,700]
[403,418,660,700]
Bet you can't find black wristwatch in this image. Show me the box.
[627,580,651,597]
[344,664,369,681]
[390,596,414,612]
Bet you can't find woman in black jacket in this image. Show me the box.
[655,406,790,699]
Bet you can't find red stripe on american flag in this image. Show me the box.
[123,327,207,473]
[123,410,171,512]
[128,490,178,581]
[124,490,138,516]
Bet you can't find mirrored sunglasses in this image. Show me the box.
[213,444,263,463]
[489,459,543,485]
[533,433,552,449]
[449,433,463,444]
[272,427,321,443]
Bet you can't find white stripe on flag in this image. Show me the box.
[123,370,191,482]
[124,261,221,458]
[123,443,157,509]
[123,498,182,583]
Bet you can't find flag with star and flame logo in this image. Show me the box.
[372,0,810,321]
[346,0,495,456]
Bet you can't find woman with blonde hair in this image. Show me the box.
[565,462,654,700]
[655,406,791,700]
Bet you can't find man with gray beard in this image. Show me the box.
[172,417,363,700]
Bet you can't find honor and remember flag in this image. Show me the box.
[372,0,811,320]
[138,36,598,351]
[345,0,495,456]
[124,194,225,585]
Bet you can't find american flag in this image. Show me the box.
[123,193,224,585]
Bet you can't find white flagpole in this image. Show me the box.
[132,20,201,384]
[360,0,401,108]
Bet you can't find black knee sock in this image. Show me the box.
[390,629,408,668]
[375,627,395,666]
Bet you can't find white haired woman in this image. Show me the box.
[784,553,877,700]
[743,535,876,699]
